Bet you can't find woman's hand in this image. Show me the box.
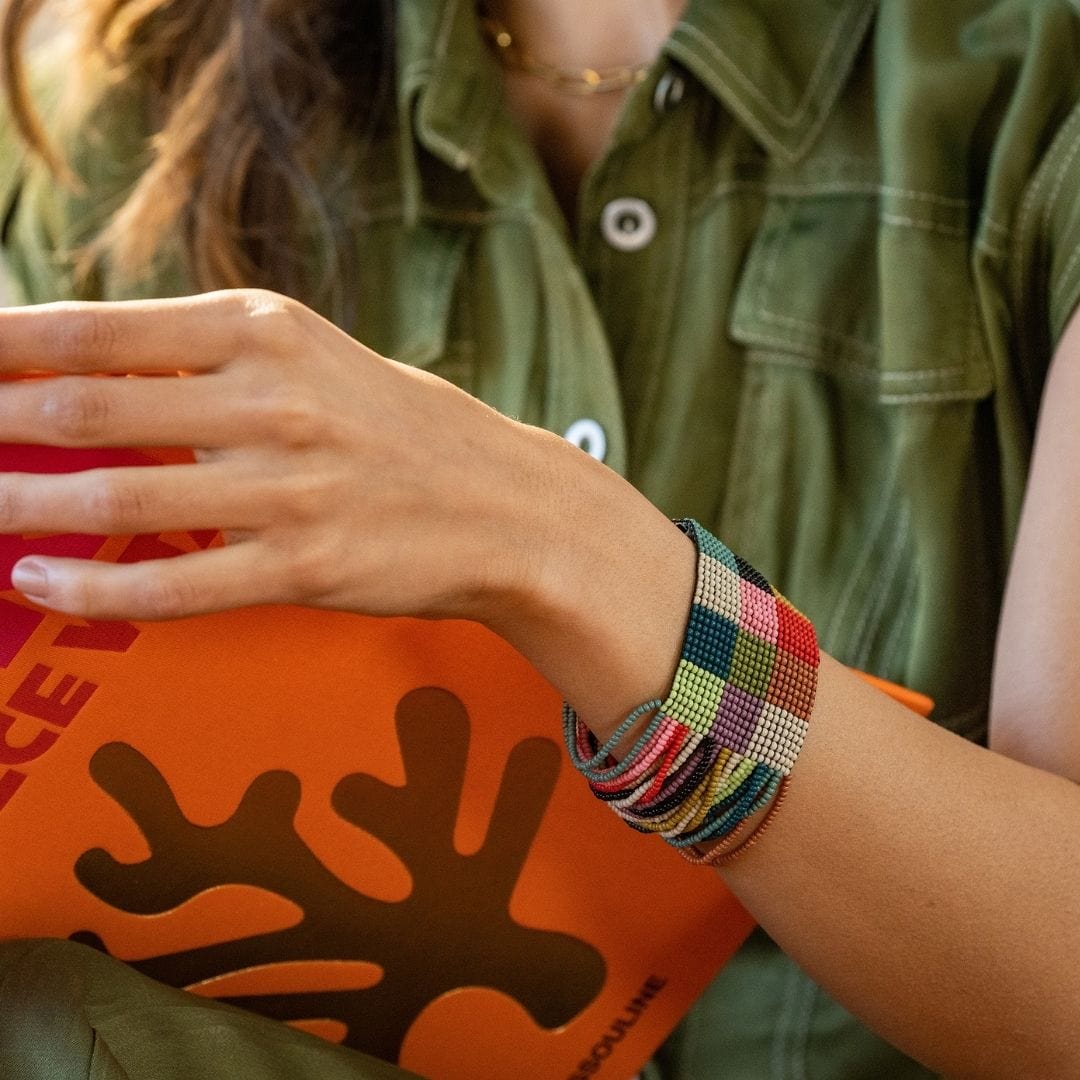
[0,288,695,735]
[0,289,565,622]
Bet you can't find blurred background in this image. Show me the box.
[1,1,64,305]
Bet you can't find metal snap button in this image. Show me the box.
[600,197,658,253]
[564,418,608,462]
[652,70,686,114]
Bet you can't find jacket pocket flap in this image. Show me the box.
[730,196,993,403]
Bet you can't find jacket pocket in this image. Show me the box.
[729,194,992,402]
[719,194,997,726]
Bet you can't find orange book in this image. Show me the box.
[0,443,758,1080]
[0,443,931,1079]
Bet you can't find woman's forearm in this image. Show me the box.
[990,311,1080,780]
[723,657,1079,1080]
[498,438,1079,1080]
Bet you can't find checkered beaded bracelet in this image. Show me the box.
[563,519,819,859]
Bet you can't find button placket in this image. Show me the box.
[576,68,698,487]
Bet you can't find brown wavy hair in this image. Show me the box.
[1,0,394,321]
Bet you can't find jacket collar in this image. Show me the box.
[666,0,877,164]
[395,0,504,219]
[394,0,879,209]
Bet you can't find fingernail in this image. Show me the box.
[11,560,48,599]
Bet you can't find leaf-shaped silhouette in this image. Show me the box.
[74,687,605,1062]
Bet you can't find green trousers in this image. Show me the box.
[0,939,414,1080]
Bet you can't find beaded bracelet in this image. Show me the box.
[563,519,819,861]
[683,776,791,867]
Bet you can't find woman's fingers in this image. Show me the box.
[0,289,299,375]
[0,372,252,448]
[0,461,266,537]
[11,543,275,620]
[0,288,528,625]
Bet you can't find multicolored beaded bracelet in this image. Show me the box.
[683,776,791,866]
[563,519,819,861]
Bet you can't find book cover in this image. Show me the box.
[0,443,754,1080]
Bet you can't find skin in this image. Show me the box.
[482,0,685,218]
[2,3,1079,1076]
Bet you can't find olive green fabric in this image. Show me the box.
[3,1,1080,1077]
[0,939,418,1080]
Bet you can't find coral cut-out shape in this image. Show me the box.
[73,687,606,1063]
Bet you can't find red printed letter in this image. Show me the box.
[53,620,140,654]
[0,712,57,765]
[0,769,26,811]
[118,535,186,563]
[7,664,97,728]
[0,599,46,669]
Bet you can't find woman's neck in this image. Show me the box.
[481,0,687,225]
[483,0,684,75]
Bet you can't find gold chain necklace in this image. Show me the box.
[477,8,652,95]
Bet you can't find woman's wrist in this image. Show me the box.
[475,425,696,743]
[563,518,818,855]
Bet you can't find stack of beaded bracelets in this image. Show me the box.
[563,519,819,865]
